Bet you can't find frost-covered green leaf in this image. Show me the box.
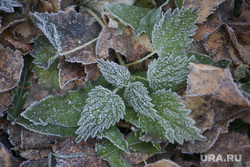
[96,131,163,167]
[32,59,60,90]
[187,52,231,68]
[97,59,130,88]
[134,1,167,39]
[30,35,58,70]
[21,88,91,127]
[124,82,157,120]
[152,8,198,58]
[17,117,77,137]
[124,106,140,127]
[240,82,250,94]
[76,86,125,142]
[140,89,206,144]
[127,131,164,154]
[106,3,150,30]
[147,56,191,91]
[96,138,130,167]
[98,125,129,153]
[174,0,183,10]
[0,0,22,13]
[30,13,62,51]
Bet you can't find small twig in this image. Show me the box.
[125,51,156,67]
[116,52,125,66]
[131,75,148,81]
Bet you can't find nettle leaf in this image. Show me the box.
[96,131,163,167]
[30,35,58,70]
[76,86,125,142]
[106,3,150,30]
[0,0,22,13]
[134,1,168,39]
[147,56,191,91]
[97,59,130,88]
[124,106,140,127]
[152,8,198,58]
[140,89,206,144]
[96,138,130,167]
[174,0,183,10]
[17,117,77,137]
[98,125,129,153]
[124,82,157,120]
[187,52,231,68]
[32,59,60,91]
[21,88,91,127]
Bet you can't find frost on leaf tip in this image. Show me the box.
[97,59,130,88]
[140,89,206,144]
[152,8,198,58]
[75,86,125,143]
[147,56,191,91]
[124,82,158,120]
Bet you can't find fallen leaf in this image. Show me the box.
[204,25,237,62]
[193,12,222,41]
[0,90,14,115]
[182,96,214,132]
[146,159,180,167]
[0,144,20,167]
[55,137,109,167]
[0,12,25,33]
[183,0,225,23]
[121,150,149,165]
[225,25,250,66]
[19,158,56,167]
[201,132,250,167]
[0,44,23,92]
[20,148,52,160]
[186,63,250,107]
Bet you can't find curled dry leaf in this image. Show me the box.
[0,45,23,92]
[186,63,250,107]
[183,0,225,23]
[201,132,250,167]
[182,96,214,132]
[96,26,154,63]
[225,25,250,66]
[146,159,180,167]
[121,150,149,165]
[20,149,51,160]
[0,144,20,167]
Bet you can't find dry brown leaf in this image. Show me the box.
[0,90,14,115]
[204,25,237,62]
[193,12,222,41]
[186,63,250,107]
[20,148,52,160]
[201,132,250,167]
[121,150,149,165]
[0,12,25,33]
[182,96,214,132]
[0,144,20,167]
[96,26,154,63]
[181,127,221,154]
[55,137,109,167]
[146,159,180,167]
[183,0,225,23]
[0,45,23,92]
[225,25,250,66]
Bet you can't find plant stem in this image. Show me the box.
[59,37,98,55]
[116,52,125,66]
[113,87,120,93]
[125,50,156,67]
[131,75,148,81]
[84,7,105,28]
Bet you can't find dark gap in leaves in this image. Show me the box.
[232,0,242,17]
[229,118,250,137]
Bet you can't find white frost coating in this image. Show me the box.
[124,82,158,120]
[97,59,130,88]
[75,86,125,143]
[29,12,62,52]
[147,56,191,91]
